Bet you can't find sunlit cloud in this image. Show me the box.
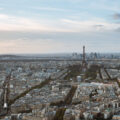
[0,14,51,31]
[0,13,120,33]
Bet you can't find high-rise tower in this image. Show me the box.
[82,46,87,71]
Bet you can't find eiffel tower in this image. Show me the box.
[82,46,87,71]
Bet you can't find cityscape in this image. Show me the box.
[0,0,120,120]
[0,46,120,120]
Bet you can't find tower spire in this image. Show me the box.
[82,46,87,71]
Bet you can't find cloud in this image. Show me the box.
[0,38,64,54]
[61,19,120,32]
[115,27,120,32]
[0,30,120,53]
[0,14,75,32]
[113,13,120,20]
[0,14,52,31]
[0,13,120,33]
[93,25,105,30]
[32,7,67,12]
[94,25,104,27]
[0,14,9,19]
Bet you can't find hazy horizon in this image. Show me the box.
[0,0,120,53]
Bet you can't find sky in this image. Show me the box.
[0,0,120,54]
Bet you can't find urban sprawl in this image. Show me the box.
[0,47,120,120]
